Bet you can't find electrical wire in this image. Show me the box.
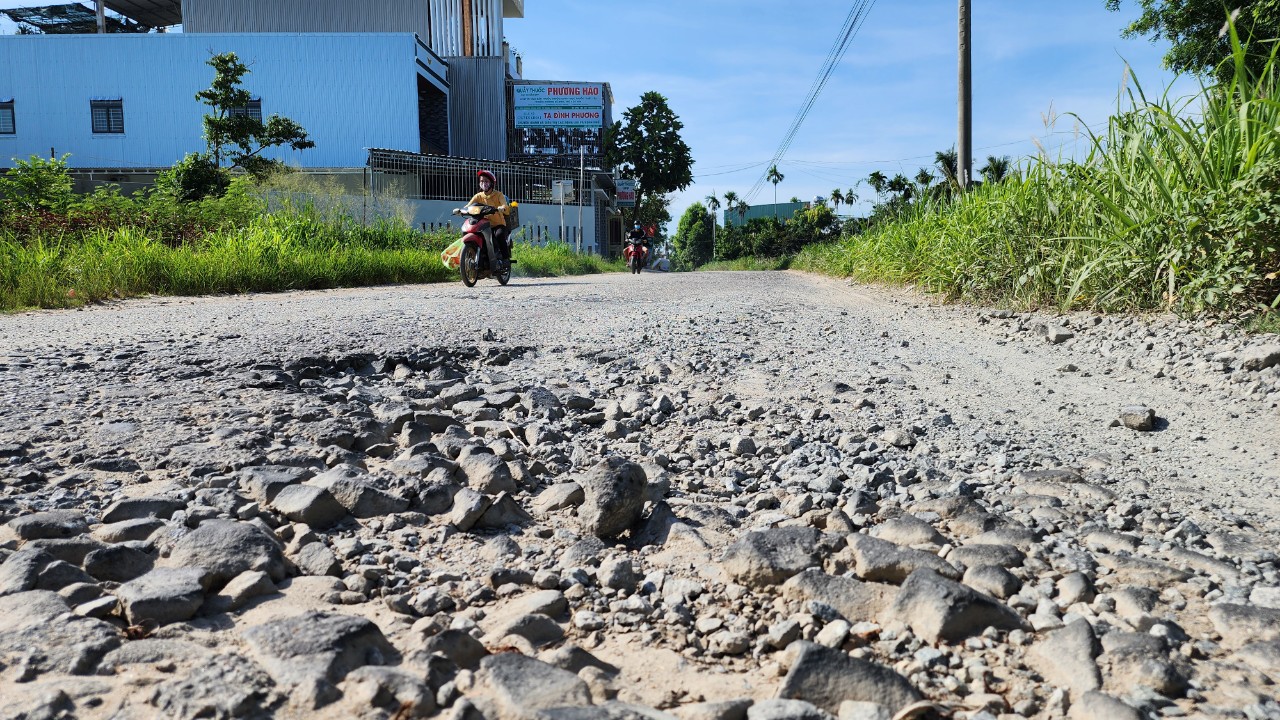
[743,0,877,204]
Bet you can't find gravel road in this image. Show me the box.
[1,270,1278,719]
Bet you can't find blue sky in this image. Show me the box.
[506,0,1201,222]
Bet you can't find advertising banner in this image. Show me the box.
[514,107,604,129]
[513,83,605,108]
[616,179,636,207]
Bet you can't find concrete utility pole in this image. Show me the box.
[958,0,972,189]
[95,0,106,33]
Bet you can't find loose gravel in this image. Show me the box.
[0,270,1278,720]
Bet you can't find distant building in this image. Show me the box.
[723,202,807,225]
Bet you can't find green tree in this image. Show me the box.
[0,154,73,212]
[672,201,713,268]
[829,188,844,214]
[867,170,888,195]
[197,52,315,178]
[722,190,741,225]
[705,192,721,256]
[766,164,784,218]
[980,155,1012,183]
[1106,0,1280,82]
[604,91,694,227]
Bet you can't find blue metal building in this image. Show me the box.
[0,0,528,170]
[0,32,448,168]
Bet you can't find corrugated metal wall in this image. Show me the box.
[184,0,506,59]
[0,34,423,168]
[447,57,506,160]
[183,0,432,40]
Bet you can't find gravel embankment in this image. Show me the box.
[1,270,1278,719]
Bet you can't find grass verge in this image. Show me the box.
[698,257,793,272]
[0,220,621,312]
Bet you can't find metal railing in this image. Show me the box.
[367,147,588,204]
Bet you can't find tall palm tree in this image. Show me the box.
[735,200,749,224]
[935,148,959,188]
[705,192,721,259]
[914,168,934,199]
[980,155,1012,184]
[829,188,844,214]
[766,165,784,219]
[846,185,860,206]
[722,190,740,226]
[867,171,888,196]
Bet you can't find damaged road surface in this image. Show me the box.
[1,271,1278,719]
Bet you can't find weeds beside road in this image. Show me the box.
[0,170,621,313]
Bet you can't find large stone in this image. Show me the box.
[162,519,287,587]
[8,510,87,541]
[484,612,566,648]
[746,699,834,720]
[475,492,534,529]
[242,611,397,709]
[776,641,921,715]
[1027,619,1101,697]
[344,665,436,718]
[945,544,1025,570]
[269,484,348,529]
[869,516,945,546]
[1118,405,1155,431]
[308,465,408,518]
[0,590,121,677]
[532,482,585,513]
[92,517,166,544]
[294,542,341,577]
[83,544,155,583]
[890,569,1026,643]
[721,527,823,588]
[448,487,492,532]
[846,534,960,584]
[421,628,489,670]
[240,465,316,503]
[780,569,895,621]
[115,567,210,625]
[0,547,53,596]
[147,652,282,718]
[1208,603,1280,649]
[456,452,518,494]
[100,496,183,524]
[578,457,648,539]
[1239,345,1280,371]
[1236,641,1280,677]
[1067,691,1141,720]
[471,653,592,718]
[204,570,277,613]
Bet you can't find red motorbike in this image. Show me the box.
[624,240,648,274]
[452,203,514,287]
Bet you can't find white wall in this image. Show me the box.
[403,199,599,253]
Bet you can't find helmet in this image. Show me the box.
[633,223,641,229]
[477,170,497,185]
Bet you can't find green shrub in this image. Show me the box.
[0,154,74,213]
[159,153,231,202]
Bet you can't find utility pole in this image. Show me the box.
[958,0,972,189]
[95,0,105,33]
[577,146,585,254]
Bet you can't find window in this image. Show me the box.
[0,100,13,135]
[228,99,262,122]
[90,99,124,134]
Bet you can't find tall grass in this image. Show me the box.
[797,28,1280,316]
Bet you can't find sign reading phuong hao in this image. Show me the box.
[513,83,604,108]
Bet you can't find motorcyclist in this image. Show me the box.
[468,170,511,265]
[625,223,649,265]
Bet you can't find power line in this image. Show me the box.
[743,0,877,204]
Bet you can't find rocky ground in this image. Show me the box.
[0,270,1278,720]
